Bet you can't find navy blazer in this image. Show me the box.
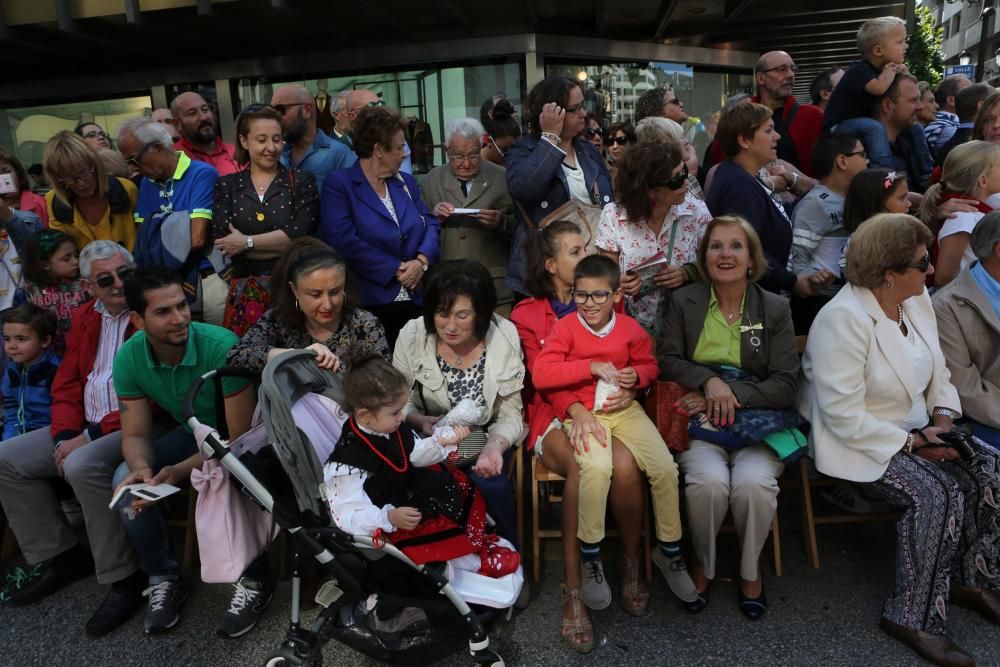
[504,136,613,295]
[705,160,796,293]
[319,162,440,307]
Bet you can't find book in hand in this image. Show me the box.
[109,482,181,511]
[452,208,481,215]
[627,252,670,279]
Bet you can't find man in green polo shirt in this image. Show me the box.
[110,266,254,636]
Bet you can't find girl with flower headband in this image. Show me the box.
[20,229,88,355]
[839,168,913,275]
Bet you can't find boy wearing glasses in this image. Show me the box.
[532,254,698,610]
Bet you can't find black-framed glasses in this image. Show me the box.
[658,164,689,190]
[83,130,111,141]
[564,103,585,114]
[272,102,304,115]
[586,127,604,138]
[572,289,612,305]
[908,253,931,273]
[845,149,868,159]
[56,166,96,185]
[124,143,154,168]
[609,135,631,146]
[94,266,135,288]
[762,63,797,75]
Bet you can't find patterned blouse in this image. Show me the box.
[226,307,390,373]
[437,354,487,409]
[596,193,711,329]
[212,165,319,278]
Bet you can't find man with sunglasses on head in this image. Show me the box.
[0,241,151,636]
[118,117,229,326]
[271,84,355,191]
[753,50,824,177]
[170,92,239,176]
[345,89,413,173]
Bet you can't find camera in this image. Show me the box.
[937,429,979,460]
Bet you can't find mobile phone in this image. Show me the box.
[0,173,16,196]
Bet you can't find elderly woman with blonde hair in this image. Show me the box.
[43,131,138,252]
[799,212,1000,666]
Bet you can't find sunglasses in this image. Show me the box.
[487,135,507,158]
[586,127,604,138]
[657,164,689,190]
[572,289,612,305]
[124,143,154,168]
[94,266,135,288]
[272,102,304,115]
[909,253,931,273]
[367,100,387,108]
[609,135,631,146]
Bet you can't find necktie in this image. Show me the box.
[459,180,469,197]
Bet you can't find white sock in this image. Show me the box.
[450,553,481,572]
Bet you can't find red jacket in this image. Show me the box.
[50,299,137,442]
[752,95,823,177]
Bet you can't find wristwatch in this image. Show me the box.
[417,257,428,272]
[245,235,254,250]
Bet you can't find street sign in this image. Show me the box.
[945,64,976,78]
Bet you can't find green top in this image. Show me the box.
[692,287,744,368]
[113,321,248,431]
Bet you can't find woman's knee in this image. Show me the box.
[610,439,640,485]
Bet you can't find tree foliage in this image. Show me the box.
[907,4,944,88]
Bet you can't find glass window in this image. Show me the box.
[231,60,524,174]
[0,94,152,168]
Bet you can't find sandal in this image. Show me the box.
[620,555,650,617]
[560,585,594,654]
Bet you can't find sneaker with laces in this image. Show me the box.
[819,483,872,514]
[143,575,190,634]
[580,559,612,610]
[652,550,699,603]
[2,544,94,607]
[216,577,275,638]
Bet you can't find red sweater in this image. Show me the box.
[751,95,823,177]
[50,299,137,442]
[532,312,658,415]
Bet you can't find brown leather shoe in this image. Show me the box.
[951,585,1000,625]
[879,618,975,667]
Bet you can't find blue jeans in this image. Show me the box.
[834,117,933,180]
[112,427,197,580]
[468,448,518,548]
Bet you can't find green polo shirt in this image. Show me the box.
[113,322,248,431]
[692,288,744,368]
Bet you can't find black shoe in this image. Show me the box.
[738,587,767,621]
[216,577,275,638]
[3,544,94,607]
[85,572,147,637]
[143,574,190,635]
[684,587,710,614]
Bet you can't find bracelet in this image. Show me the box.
[903,433,915,454]
[932,407,959,419]
[789,172,799,192]
[541,132,562,146]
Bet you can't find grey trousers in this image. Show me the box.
[0,427,139,585]
[678,439,784,581]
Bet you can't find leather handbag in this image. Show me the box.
[643,380,691,453]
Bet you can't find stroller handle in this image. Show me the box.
[182,366,261,425]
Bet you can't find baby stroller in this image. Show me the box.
[182,350,514,666]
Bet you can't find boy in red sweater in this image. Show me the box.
[533,255,698,611]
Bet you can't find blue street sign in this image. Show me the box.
[945,64,976,78]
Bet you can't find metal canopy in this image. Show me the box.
[0,0,905,99]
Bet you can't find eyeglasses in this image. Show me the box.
[448,153,481,164]
[366,100,387,108]
[586,127,604,138]
[572,289,612,305]
[272,103,304,115]
[124,143,154,168]
[666,98,683,107]
[845,149,868,159]
[761,63,797,75]
[93,266,135,288]
[908,253,931,273]
[609,135,631,146]
[56,167,96,185]
[83,130,111,141]
[564,103,585,114]
[657,164,689,190]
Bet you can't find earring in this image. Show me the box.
[747,266,753,277]
[295,299,300,311]
[886,280,894,289]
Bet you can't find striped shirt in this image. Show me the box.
[83,301,131,424]
[924,111,960,153]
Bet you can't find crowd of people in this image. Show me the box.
[0,14,998,667]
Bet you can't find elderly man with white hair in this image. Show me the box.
[0,241,147,636]
[117,117,228,325]
[422,117,514,304]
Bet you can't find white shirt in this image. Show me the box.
[938,210,983,274]
[562,162,591,204]
[84,302,131,424]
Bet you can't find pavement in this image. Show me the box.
[2,521,1000,666]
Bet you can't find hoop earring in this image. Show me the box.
[886,280,894,289]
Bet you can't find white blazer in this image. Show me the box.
[797,283,961,483]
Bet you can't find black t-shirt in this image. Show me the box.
[771,104,802,168]
[823,59,880,130]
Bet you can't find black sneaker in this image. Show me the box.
[2,544,94,606]
[216,577,275,638]
[85,571,147,637]
[143,574,190,635]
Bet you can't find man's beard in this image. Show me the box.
[284,116,307,143]
[186,120,217,144]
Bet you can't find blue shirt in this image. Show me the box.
[972,260,1000,323]
[280,130,355,191]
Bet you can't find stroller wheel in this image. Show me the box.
[471,649,504,667]
[264,650,323,667]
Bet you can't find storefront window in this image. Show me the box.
[233,60,523,173]
[0,94,152,168]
